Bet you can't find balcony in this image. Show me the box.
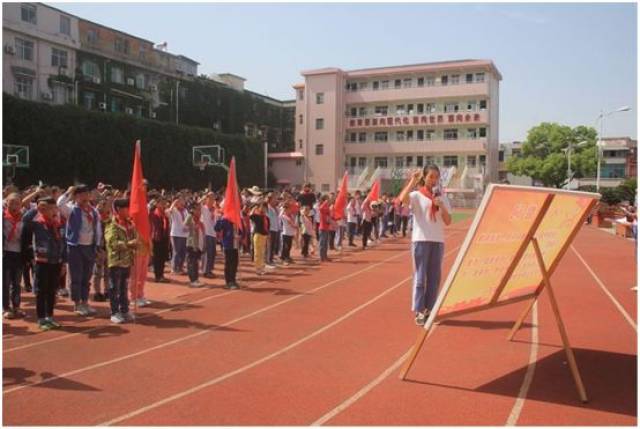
[345,82,489,104]
[346,110,488,129]
[344,139,487,155]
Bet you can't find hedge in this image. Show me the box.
[3,93,265,191]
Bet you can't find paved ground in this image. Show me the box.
[2,214,637,426]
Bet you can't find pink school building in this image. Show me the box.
[269,59,502,193]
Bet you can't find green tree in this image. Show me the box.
[507,122,598,188]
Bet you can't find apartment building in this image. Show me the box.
[2,2,80,104]
[277,59,501,191]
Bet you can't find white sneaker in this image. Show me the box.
[110,313,125,324]
[265,264,276,270]
[189,281,204,288]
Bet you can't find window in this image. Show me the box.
[358,107,367,117]
[417,156,424,167]
[315,144,324,155]
[358,81,368,90]
[451,74,460,85]
[407,104,414,115]
[346,82,357,92]
[316,92,324,104]
[60,15,71,35]
[135,73,145,89]
[467,128,477,139]
[139,44,146,60]
[374,157,388,168]
[466,73,473,84]
[467,100,477,111]
[417,130,425,140]
[14,76,33,100]
[381,80,389,89]
[350,157,357,168]
[417,103,424,114]
[298,139,303,149]
[372,81,380,90]
[358,157,367,168]
[444,129,458,140]
[394,79,401,89]
[499,151,504,162]
[441,75,448,86]
[321,184,330,192]
[87,28,99,43]
[443,156,458,167]
[315,118,324,130]
[406,130,414,141]
[426,103,436,113]
[51,48,68,68]
[396,131,405,141]
[403,78,412,88]
[475,72,485,83]
[479,127,487,137]
[480,155,486,167]
[111,66,124,84]
[426,76,435,86]
[358,132,367,142]
[374,105,388,116]
[374,132,388,142]
[406,156,414,167]
[467,155,477,167]
[479,100,487,110]
[395,157,404,168]
[298,89,304,100]
[114,37,130,54]
[395,105,405,115]
[417,77,425,87]
[52,83,69,104]
[350,107,357,117]
[425,156,435,165]
[444,103,459,113]
[349,132,357,143]
[299,114,303,125]
[21,3,37,24]
[82,60,100,79]
[15,38,34,61]
[426,129,435,140]
[83,92,96,109]
[111,97,123,113]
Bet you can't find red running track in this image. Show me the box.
[2,217,636,426]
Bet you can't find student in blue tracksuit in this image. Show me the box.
[214,217,242,290]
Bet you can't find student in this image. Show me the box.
[63,185,101,317]
[346,195,358,247]
[200,193,218,279]
[280,202,298,265]
[150,198,171,283]
[168,197,189,275]
[300,206,314,258]
[3,193,25,319]
[361,197,373,250]
[26,197,65,330]
[105,198,138,324]
[92,199,110,302]
[249,202,271,275]
[266,193,281,267]
[318,195,332,262]
[214,216,241,290]
[398,165,452,326]
[184,201,205,287]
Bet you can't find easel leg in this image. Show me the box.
[532,238,588,403]
[398,325,431,380]
[507,294,539,341]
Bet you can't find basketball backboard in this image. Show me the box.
[192,145,226,170]
[3,145,30,168]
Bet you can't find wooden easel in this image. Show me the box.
[400,229,589,402]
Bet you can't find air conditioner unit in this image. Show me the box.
[125,107,134,115]
[126,78,135,86]
[98,102,107,110]
[41,92,53,101]
[5,45,15,55]
[150,112,157,119]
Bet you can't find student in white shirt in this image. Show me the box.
[168,197,189,274]
[200,193,218,278]
[398,165,452,326]
[346,195,358,247]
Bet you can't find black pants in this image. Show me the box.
[224,248,239,285]
[281,235,293,261]
[23,258,32,289]
[187,247,202,282]
[401,216,409,237]
[301,233,311,257]
[3,252,22,311]
[362,220,372,249]
[34,263,60,320]
[109,266,130,315]
[152,239,169,280]
[269,231,279,264]
[329,231,336,250]
[372,217,379,240]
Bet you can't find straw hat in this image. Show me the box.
[247,186,263,196]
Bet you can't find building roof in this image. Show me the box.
[292,83,305,89]
[219,73,247,81]
[177,54,200,66]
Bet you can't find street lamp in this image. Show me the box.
[562,140,588,189]
[596,106,631,191]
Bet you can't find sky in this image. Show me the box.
[53,1,637,142]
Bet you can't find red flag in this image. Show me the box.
[129,140,150,245]
[333,171,348,220]
[366,179,380,203]
[223,156,243,228]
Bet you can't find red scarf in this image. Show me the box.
[99,211,110,222]
[81,205,94,226]
[115,215,133,232]
[4,209,21,242]
[418,187,439,222]
[154,207,168,232]
[36,212,61,240]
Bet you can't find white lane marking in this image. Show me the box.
[571,245,637,331]
[506,301,539,426]
[4,247,411,395]
[99,273,417,426]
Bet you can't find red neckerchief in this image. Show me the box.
[418,186,439,221]
[4,209,21,241]
[154,207,168,231]
[115,215,134,235]
[35,212,61,240]
[81,205,94,225]
[99,211,110,222]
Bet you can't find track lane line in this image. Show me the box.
[570,245,637,331]
[3,244,415,395]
